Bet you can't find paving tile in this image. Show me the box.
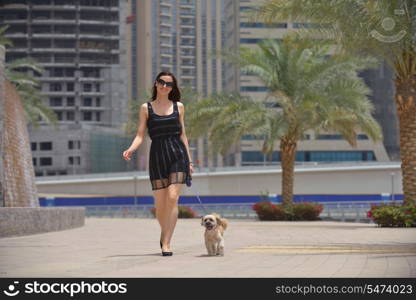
[0,218,415,278]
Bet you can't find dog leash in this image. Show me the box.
[186,173,209,216]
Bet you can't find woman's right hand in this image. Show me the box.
[122,148,134,161]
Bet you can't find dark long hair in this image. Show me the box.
[151,71,181,102]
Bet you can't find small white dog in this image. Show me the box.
[201,213,228,256]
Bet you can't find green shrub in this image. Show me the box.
[252,201,286,220]
[292,202,324,220]
[178,206,197,218]
[150,205,197,219]
[367,203,416,227]
[252,201,323,221]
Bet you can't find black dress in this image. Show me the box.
[147,100,191,190]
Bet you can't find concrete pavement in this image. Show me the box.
[0,218,415,278]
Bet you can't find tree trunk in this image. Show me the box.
[280,136,297,207]
[395,77,416,205]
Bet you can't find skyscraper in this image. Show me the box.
[223,0,392,166]
[128,0,226,171]
[0,0,129,175]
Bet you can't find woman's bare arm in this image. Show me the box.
[123,103,148,160]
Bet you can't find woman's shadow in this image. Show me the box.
[106,253,164,258]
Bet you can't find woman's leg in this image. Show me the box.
[153,188,169,246]
[161,183,183,252]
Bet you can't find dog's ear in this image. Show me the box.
[215,215,222,226]
[201,216,204,226]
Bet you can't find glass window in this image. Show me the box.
[83,98,92,106]
[66,97,75,106]
[55,111,63,121]
[83,111,92,121]
[83,83,92,92]
[49,97,62,106]
[67,82,74,91]
[40,157,52,166]
[67,111,75,121]
[50,83,62,91]
[40,142,52,151]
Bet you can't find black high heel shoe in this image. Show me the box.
[161,242,173,256]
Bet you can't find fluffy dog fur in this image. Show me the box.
[201,213,228,256]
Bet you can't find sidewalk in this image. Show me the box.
[0,218,415,278]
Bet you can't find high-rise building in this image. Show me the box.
[128,0,227,171]
[127,0,394,171]
[0,0,130,176]
[223,0,392,166]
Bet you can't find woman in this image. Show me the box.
[122,72,194,256]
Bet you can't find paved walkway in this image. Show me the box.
[0,218,415,278]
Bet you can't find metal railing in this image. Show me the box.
[84,200,402,222]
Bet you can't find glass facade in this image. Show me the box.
[242,150,376,165]
[240,22,287,28]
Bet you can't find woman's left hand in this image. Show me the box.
[189,164,194,175]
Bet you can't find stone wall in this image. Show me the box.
[0,45,39,207]
[0,207,85,237]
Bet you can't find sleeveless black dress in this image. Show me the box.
[147,100,191,190]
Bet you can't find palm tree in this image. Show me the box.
[249,0,416,205]
[0,25,13,48]
[5,58,58,128]
[187,34,382,206]
[1,25,57,127]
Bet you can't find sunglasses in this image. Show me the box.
[156,78,174,88]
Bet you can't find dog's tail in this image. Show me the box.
[220,217,228,230]
[212,212,228,230]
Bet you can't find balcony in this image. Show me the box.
[79,33,118,40]
[42,91,76,96]
[32,48,76,53]
[4,32,28,38]
[79,5,113,11]
[181,74,195,79]
[32,5,76,10]
[160,32,172,38]
[180,11,195,17]
[180,34,195,39]
[180,4,194,9]
[79,48,107,53]
[41,76,75,82]
[180,23,194,28]
[8,47,27,52]
[79,106,105,111]
[0,4,27,9]
[32,18,77,24]
[180,64,195,69]
[79,19,118,26]
[79,77,105,82]
[79,91,105,96]
[1,19,27,24]
[32,33,76,39]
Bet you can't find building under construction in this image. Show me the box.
[0,0,130,176]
